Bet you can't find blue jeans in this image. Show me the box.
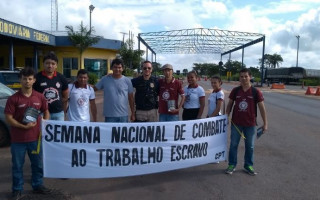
[50,111,65,121]
[228,124,256,167]
[11,141,43,192]
[159,114,179,122]
[105,116,128,123]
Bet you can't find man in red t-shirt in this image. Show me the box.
[225,68,268,176]
[158,64,185,121]
[5,68,51,199]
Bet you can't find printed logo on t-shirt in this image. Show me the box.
[43,87,59,104]
[150,83,154,88]
[239,99,248,111]
[77,95,88,107]
[40,82,47,86]
[56,82,61,88]
[18,104,26,108]
[162,90,170,100]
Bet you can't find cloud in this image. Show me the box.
[199,0,228,19]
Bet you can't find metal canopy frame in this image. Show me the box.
[138,28,266,85]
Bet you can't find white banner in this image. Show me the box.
[42,115,228,178]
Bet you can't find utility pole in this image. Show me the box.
[296,35,300,68]
[120,32,128,46]
[89,4,95,32]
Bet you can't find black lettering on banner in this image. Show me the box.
[71,149,87,167]
[44,124,100,143]
[96,149,105,167]
[45,124,53,141]
[215,151,225,160]
[174,124,186,141]
[122,148,131,166]
[97,147,163,167]
[111,126,167,143]
[193,120,229,139]
[171,142,208,162]
[132,148,139,165]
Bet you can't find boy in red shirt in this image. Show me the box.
[5,67,51,199]
[225,68,268,176]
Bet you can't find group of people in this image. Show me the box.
[4,51,268,200]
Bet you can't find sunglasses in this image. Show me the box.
[143,67,152,70]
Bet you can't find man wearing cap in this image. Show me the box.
[131,61,159,122]
[158,64,185,121]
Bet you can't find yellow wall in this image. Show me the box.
[0,44,118,75]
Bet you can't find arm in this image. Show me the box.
[128,93,135,122]
[210,99,223,117]
[5,114,36,129]
[90,99,98,122]
[197,96,205,119]
[43,109,50,120]
[178,95,185,110]
[62,89,69,114]
[258,101,268,131]
[93,85,98,91]
[225,99,234,116]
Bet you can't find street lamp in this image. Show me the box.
[89,4,95,32]
[296,35,300,68]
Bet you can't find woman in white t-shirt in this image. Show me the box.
[207,76,224,117]
[182,71,205,120]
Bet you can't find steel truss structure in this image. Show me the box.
[138,28,266,85]
[138,28,264,55]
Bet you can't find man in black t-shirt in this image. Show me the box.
[33,51,69,120]
[131,61,159,122]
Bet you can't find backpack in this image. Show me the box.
[232,86,258,117]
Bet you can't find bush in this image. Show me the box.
[123,68,134,77]
[88,73,98,85]
[301,78,320,86]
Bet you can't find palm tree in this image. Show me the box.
[269,53,283,68]
[65,22,101,69]
[259,53,283,68]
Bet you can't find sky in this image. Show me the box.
[1,0,320,71]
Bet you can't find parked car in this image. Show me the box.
[0,70,21,90]
[0,82,15,147]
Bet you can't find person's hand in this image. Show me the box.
[24,122,37,129]
[130,114,136,122]
[168,109,179,114]
[263,124,268,132]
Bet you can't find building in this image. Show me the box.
[0,18,122,79]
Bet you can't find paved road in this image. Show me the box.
[0,81,319,200]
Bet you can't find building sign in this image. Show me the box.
[0,18,55,45]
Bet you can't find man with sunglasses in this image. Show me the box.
[131,61,159,122]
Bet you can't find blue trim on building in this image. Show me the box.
[55,36,122,50]
[0,18,121,50]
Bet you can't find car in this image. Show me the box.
[0,82,15,147]
[0,70,21,90]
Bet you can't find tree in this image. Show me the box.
[259,53,283,68]
[269,53,283,68]
[119,38,144,70]
[182,68,188,76]
[65,22,101,68]
[224,60,244,75]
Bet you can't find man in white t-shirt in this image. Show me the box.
[67,69,97,122]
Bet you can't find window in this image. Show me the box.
[84,58,107,78]
[63,57,78,78]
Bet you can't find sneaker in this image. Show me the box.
[33,185,53,194]
[225,165,236,174]
[11,190,22,200]
[244,165,257,176]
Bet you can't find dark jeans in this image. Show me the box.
[228,124,256,167]
[11,141,43,192]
